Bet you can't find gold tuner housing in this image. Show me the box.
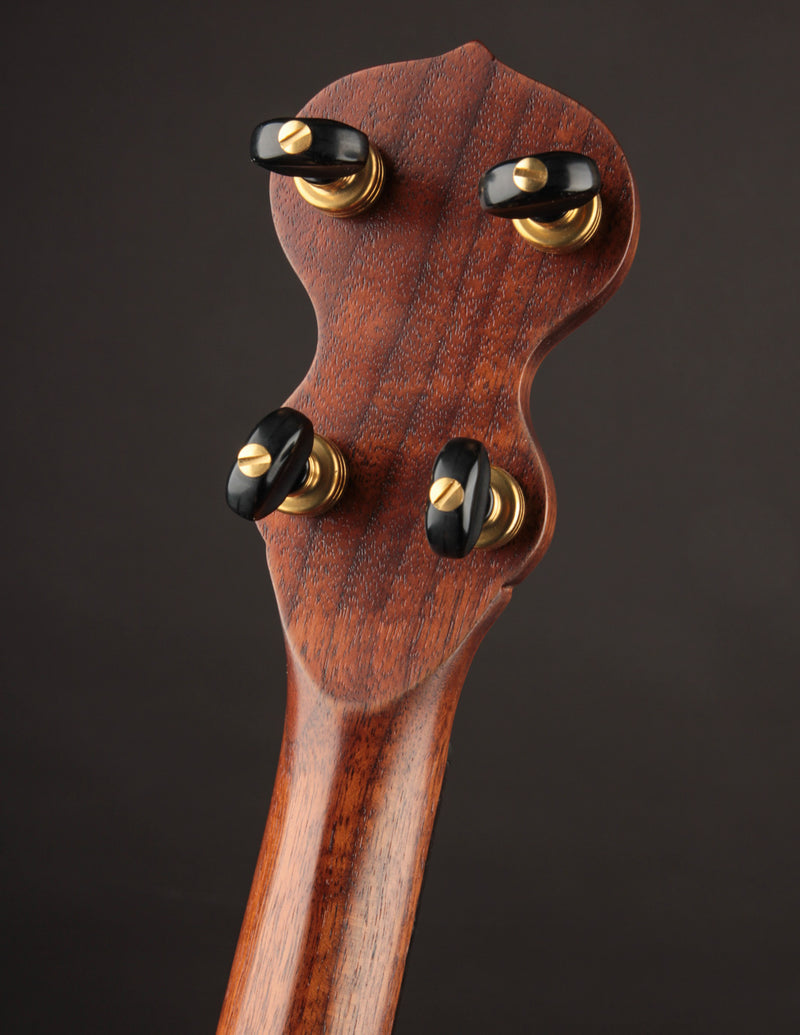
[278,434,348,516]
[512,194,602,253]
[294,143,385,218]
[475,466,526,551]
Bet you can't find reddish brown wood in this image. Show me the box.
[218,41,638,1034]
[217,619,495,1034]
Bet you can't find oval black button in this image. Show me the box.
[226,407,314,521]
[479,151,600,223]
[425,438,491,558]
[250,118,370,183]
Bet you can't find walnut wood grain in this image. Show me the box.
[217,619,495,1034]
[218,41,639,1034]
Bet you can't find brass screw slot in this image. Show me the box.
[512,193,602,253]
[237,442,272,478]
[278,119,313,155]
[294,143,385,218]
[512,156,548,193]
[475,466,525,550]
[429,477,465,512]
[278,434,348,516]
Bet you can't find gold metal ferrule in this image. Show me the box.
[512,193,602,253]
[278,434,347,516]
[294,143,385,218]
[475,466,525,550]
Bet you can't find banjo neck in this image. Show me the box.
[218,41,638,1034]
[218,627,490,1034]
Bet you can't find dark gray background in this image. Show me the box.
[3,1,798,1032]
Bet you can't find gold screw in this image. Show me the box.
[278,119,313,155]
[512,156,548,194]
[429,477,465,512]
[237,442,272,478]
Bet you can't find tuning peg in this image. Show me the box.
[226,407,347,521]
[479,151,602,253]
[250,117,384,217]
[425,439,525,559]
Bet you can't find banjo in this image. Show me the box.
[218,41,639,1034]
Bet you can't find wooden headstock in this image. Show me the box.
[264,40,638,703]
[219,41,638,1035]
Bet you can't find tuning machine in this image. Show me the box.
[425,439,525,559]
[226,407,347,521]
[479,151,602,252]
[250,117,385,217]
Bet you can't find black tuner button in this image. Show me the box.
[250,117,369,184]
[479,152,600,222]
[226,407,348,522]
[226,408,314,521]
[425,439,491,559]
[479,152,602,252]
[425,439,526,559]
[250,117,385,218]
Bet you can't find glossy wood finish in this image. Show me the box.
[217,624,493,1034]
[219,42,638,1034]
